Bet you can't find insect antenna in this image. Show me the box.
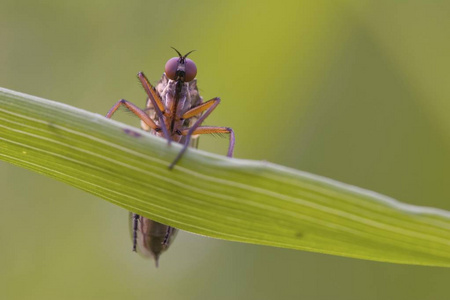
[170,47,196,61]
[170,47,183,58]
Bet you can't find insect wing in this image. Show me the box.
[129,213,178,266]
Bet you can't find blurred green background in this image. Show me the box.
[1,1,449,299]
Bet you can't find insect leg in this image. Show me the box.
[105,99,159,130]
[169,97,221,168]
[138,72,171,143]
[179,97,219,120]
[181,126,235,157]
[132,213,140,252]
[163,226,175,246]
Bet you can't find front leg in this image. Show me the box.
[137,72,171,143]
[169,97,226,169]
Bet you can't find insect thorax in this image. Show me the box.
[141,73,203,137]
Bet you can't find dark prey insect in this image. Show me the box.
[105,48,235,266]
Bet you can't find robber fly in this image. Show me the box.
[105,48,235,266]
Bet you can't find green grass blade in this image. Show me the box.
[0,87,449,267]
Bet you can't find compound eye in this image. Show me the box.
[164,57,179,80]
[184,58,197,82]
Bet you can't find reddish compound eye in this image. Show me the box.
[184,58,197,82]
[164,57,197,82]
[164,57,179,80]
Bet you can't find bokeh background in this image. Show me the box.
[1,1,449,299]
